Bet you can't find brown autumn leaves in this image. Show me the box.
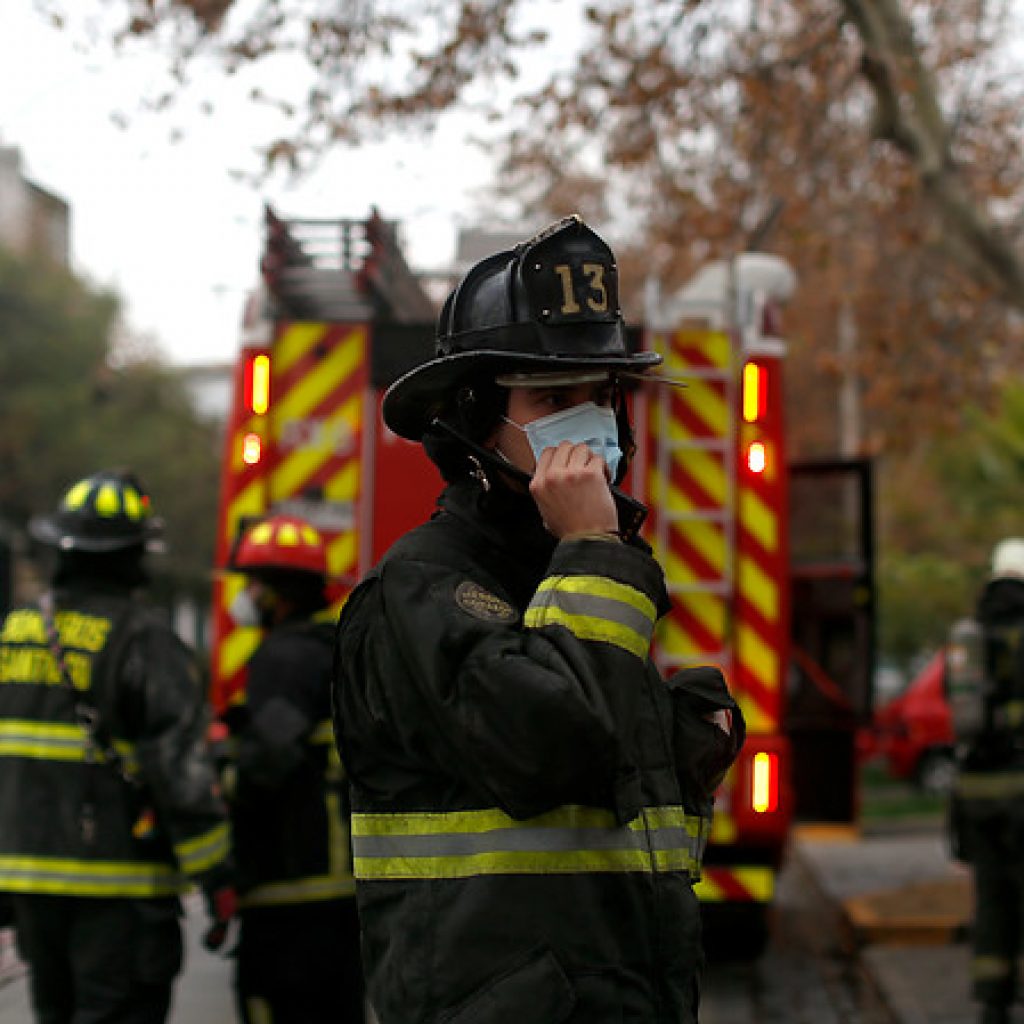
[44,0,1024,460]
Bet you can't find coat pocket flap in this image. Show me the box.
[443,947,576,1024]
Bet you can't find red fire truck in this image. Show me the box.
[210,206,442,714]
[211,212,875,955]
[639,258,875,951]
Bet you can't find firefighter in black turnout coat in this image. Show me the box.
[333,217,745,1024]
[949,538,1024,1024]
[227,514,364,1024]
[0,469,233,1024]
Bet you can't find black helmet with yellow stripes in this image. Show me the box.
[382,215,662,441]
[29,469,164,552]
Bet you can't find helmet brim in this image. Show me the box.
[383,348,663,441]
[28,512,164,553]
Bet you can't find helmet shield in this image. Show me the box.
[29,470,162,553]
[384,215,661,440]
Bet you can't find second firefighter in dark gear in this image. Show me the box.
[0,469,233,1024]
[227,514,365,1024]
[333,216,745,1024]
[949,538,1024,1024]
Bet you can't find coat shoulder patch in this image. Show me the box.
[454,581,518,623]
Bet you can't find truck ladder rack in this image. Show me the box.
[261,205,435,324]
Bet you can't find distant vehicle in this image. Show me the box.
[868,651,955,794]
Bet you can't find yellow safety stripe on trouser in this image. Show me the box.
[955,772,1024,799]
[351,804,707,883]
[309,719,335,746]
[0,719,138,773]
[0,854,184,897]
[997,700,1024,729]
[240,785,355,908]
[174,822,232,877]
[247,998,273,1024]
[972,955,1014,981]
[525,576,657,659]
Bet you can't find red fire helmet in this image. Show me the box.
[233,515,327,577]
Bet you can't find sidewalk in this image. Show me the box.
[793,822,977,1024]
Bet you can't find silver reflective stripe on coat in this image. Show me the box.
[351,804,707,882]
[0,719,137,771]
[525,575,657,659]
[0,855,183,897]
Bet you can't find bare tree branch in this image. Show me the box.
[840,0,1024,309]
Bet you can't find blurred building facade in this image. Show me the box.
[175,362,234,429]
[0,143,70,266]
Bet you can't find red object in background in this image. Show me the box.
[867,651,955,791]
[729,734,794,846]
[369,392,441,565]
[207,720,229,745]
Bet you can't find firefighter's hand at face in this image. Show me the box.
[530,441,619,540]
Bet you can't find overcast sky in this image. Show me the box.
[0,5,509,366]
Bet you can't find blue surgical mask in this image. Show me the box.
[228,589,262,628]
[505,401,623,481]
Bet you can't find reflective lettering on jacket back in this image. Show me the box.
[0,610,113,690]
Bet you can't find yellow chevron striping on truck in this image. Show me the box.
[694,866,774,903]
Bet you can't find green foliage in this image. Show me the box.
[859,760,945,823]
[876,380,1024,668]
[876,551,977,669]
[942,384,1024,545]
[0,248,117,520]
[0,247,220,597]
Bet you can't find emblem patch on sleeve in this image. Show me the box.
[455,581,518,623]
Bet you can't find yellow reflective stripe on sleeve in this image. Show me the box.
[352,804,621,837]
[0,855,184,897]
[174,822,231,876]
[525,575,656,659]
[533,576,658,624]
[0,720,137,772]
[644,806,711,877]
[351,804,704,882]
[954,772,1024,800]
[240,873,356,907]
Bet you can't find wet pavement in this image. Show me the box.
[795,821,978,1024]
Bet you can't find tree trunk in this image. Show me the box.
[840,0,1024,312]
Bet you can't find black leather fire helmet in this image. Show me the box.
[382,215,662,441]
[29,469,164,553]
